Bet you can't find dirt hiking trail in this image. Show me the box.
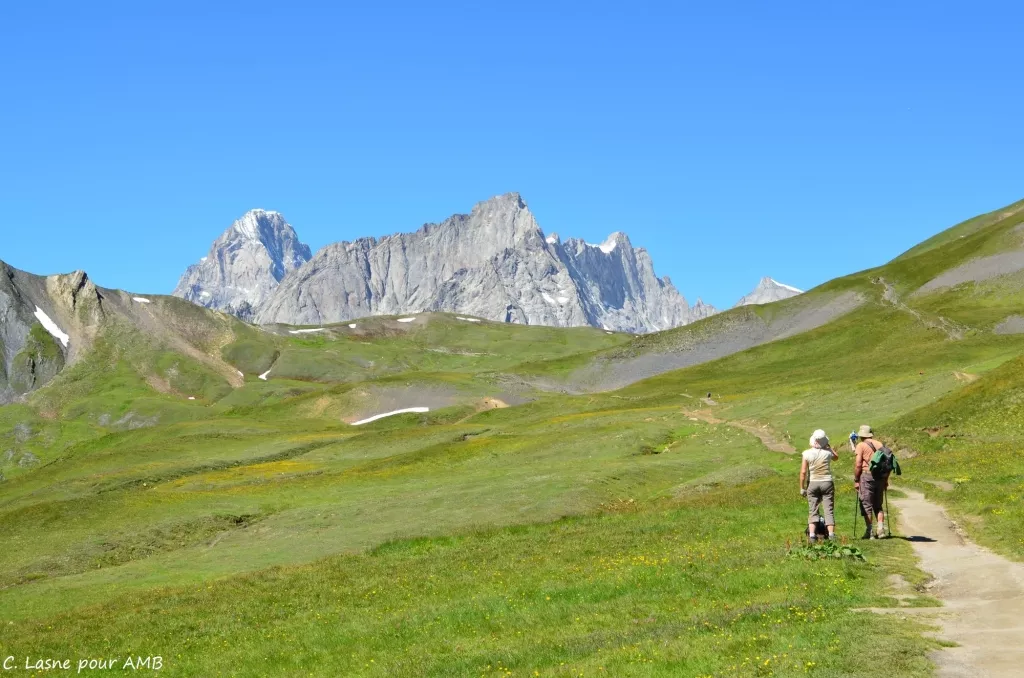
[892,489,1024,677]
[683,408,796,454]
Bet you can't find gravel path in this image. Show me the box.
[892,490,1024,677]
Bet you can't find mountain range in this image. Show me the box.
[172,193,794,332]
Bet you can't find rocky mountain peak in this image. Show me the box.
[734,277,803,307]
[456,193,542,248]
[594,232,628,254]
[231,209,284,241]
[172,210,312,320]
[474,192,526,213]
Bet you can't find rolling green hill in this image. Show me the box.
[1,198,1023,676]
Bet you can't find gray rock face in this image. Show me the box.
[0,262,77,404]
[173,209,311,320]
[689,298,718,322]
[254,193,715,333]
[0,266,36,402]
[734,277,803,307]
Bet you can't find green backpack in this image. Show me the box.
[869,443,902,481]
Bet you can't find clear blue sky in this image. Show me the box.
[3,1,1023,309]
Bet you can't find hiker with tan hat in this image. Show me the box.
[851,424,891,539]
[800,429,839,543]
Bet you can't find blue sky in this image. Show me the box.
[2,1,1022,309]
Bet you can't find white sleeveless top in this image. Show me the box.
[802,448,833,482]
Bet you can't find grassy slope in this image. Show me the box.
[604,201,1024,560]
[889,351,1024,556]
[0,413,937,677]
[2,201,1024,675]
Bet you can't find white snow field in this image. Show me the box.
[33,306,69,347]
[351,407,430,426]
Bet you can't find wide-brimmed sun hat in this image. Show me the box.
[809,429,829,448]
[857,425,874,439]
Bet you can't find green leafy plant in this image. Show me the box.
[789,540,867,562]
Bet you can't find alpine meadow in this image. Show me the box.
[2,195,1024,677]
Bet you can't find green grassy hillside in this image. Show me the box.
[2,198,1024,676]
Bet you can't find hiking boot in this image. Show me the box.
[862,528,873,540]
[828,534,838,542]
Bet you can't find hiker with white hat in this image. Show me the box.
[799,429,839,543]
[852,424,888,539]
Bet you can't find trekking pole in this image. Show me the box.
[852,483,859,539]
[849,433,858,540]
[885,487,892,538]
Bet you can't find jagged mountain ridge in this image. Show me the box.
[734,277,803,307]
[173,209,312,321]
[184,193,719,333]
[0,263,108,404]
[0,258,257,408]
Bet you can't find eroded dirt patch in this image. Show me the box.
[994,315,1024,335]
[914,251,1024,296]
[562,291,864,392]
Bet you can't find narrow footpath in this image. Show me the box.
[891,490,1024,677]
[697,409,1024,676]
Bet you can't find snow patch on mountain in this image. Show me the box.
[599,234,620,254]
[33,306,69,347]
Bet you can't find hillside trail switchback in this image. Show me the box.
[890,489,1024,677]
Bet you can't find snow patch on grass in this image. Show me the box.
[351,407,430,426]
[397,318,417,323]
[258,369,271,381]
[289,328,326,334]
[132,297,151,304]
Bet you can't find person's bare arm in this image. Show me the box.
[799,458,808,493]
[828,445,839,461]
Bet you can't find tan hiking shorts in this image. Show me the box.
[807,480,835,526]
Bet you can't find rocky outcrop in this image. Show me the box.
[8,324,65,395]
[689,298,718,321]
[0,262,74,403]
[173,209,311,320]
[734,277,803,307]
[253,193,715,333]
